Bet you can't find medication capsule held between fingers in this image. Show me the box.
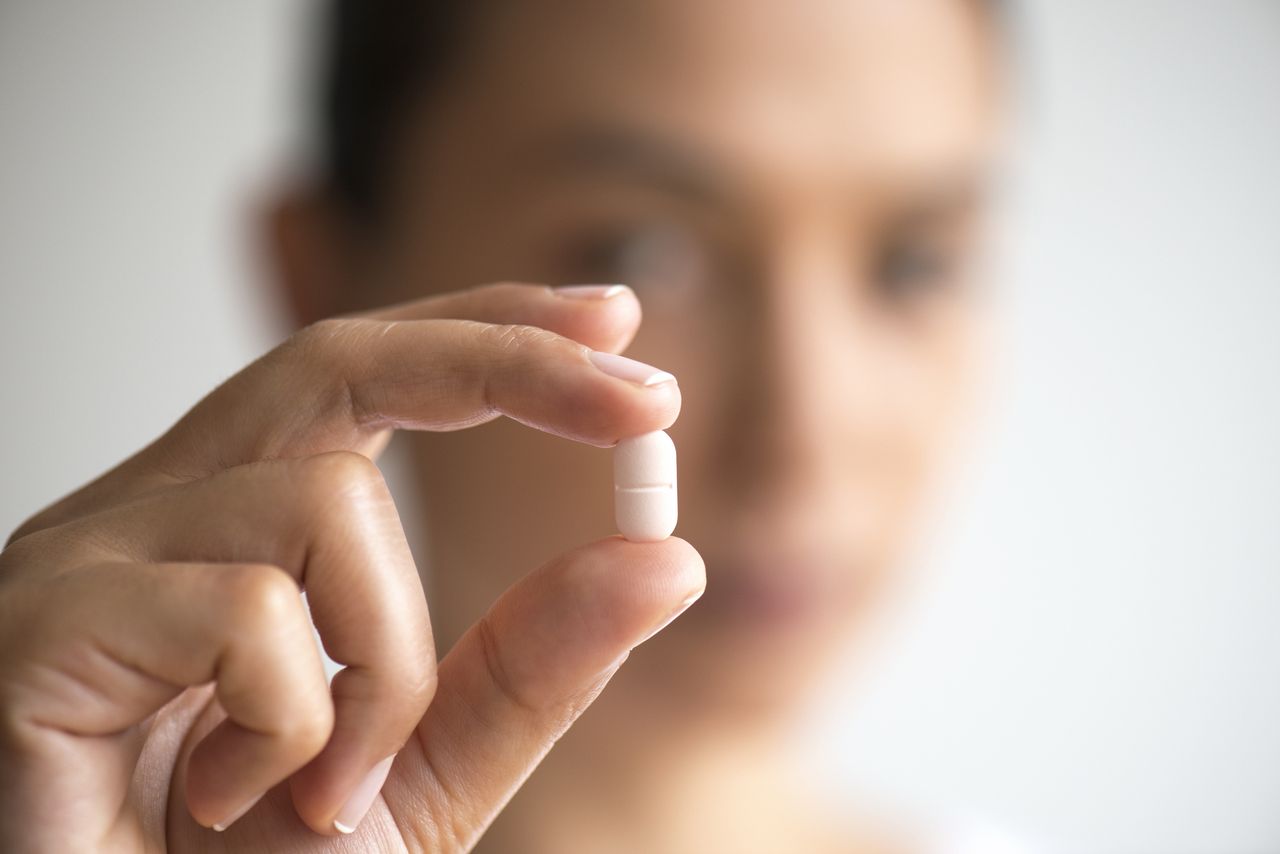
[614,430,678,542]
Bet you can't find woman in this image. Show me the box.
[0,0,1003,850]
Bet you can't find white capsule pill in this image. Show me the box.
[614,430,678,542]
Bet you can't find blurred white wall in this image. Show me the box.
[1,3,1277,852]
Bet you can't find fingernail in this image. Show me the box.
[555,284,628,299]
[333,754,396,835]
[637,589,704,646]
[588,351,676,387]
[211,791,265,832]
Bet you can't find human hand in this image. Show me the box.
[0,282,704,852]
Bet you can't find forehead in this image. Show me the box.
[410,0,998,195]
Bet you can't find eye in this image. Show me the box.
[872,236,964,304]
[570,223,711,296]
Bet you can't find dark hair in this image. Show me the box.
[319,0,1004,224]
[320,0,478,222]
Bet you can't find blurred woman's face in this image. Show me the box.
[347,0,999,722]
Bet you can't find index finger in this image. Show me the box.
[161,298,679,469]
[12,282,676,540]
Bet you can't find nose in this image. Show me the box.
[711,239,858,510]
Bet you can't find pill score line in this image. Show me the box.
[613,430,678,542]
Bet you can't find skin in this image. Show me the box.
[0,285,702,852]
[0,0,998,851]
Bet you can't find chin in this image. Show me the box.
[614,541,898,724]
[617,586,871,725]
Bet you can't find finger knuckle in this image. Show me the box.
[221,564,302,631]
[476,322,559,357]
[297,450,387,504]
[288,318,374,383]
[475,615,541,719]
[5,512,50,549]
[0,525,84,588]
[0,536,35,581]
[292,317,362,356]
[4,504,91,553]
[401,660,439,711]
[283,698,335,753]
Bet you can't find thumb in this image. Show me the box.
[384,536,704,850]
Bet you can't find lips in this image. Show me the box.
[694,551,856,633]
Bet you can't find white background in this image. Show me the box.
[1,3,1277,852]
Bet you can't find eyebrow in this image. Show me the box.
[519,123,997,221]
[522,125,734,206]
[886,170,994,225]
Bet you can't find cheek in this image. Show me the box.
[794,301,979,559]
[877,327,974,446]
[861,314,980,514]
